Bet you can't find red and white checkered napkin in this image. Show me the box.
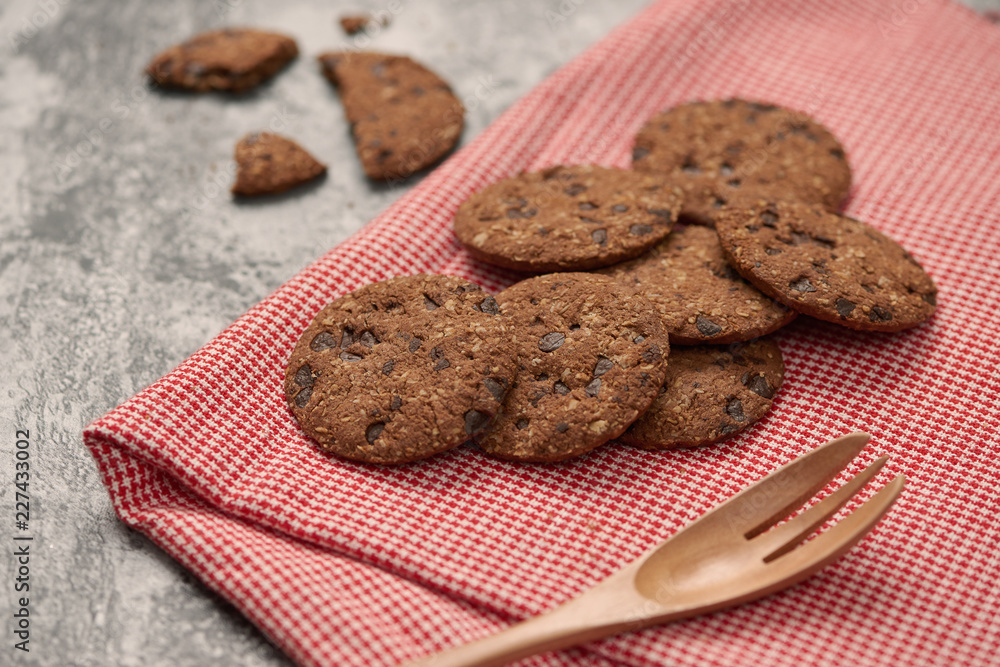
[85,0,1000,664]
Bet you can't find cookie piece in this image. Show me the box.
[146,28,298,93]
[318,51,464,180]
[599,225,795,345]
[632,99,851,224]
[621,338,784,449]
[339,14,390,35]
[285,274,517,464]
[475,273,669,462]
[715,201,937,332]
[232,133,327,197]
[453,165,683,272]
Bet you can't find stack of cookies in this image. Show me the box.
[285,99,938,465]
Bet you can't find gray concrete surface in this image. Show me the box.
[1,0,998,666]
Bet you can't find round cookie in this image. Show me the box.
[453,165,683,272]
[600,225,796,345]
[715,201,937,332]
[146,28,298,94]
[632,99,851,225]
[318,51,464,181]
[475,273,670,462]
[284,274,517,464]
[621,338,784,449]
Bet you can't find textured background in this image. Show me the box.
[1,1,998,666]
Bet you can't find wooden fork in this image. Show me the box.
[403,432,904,667]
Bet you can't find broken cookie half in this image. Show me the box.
[318,51,464,181]
[231,133,326,197]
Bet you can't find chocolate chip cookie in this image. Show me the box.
[632,99,851,224]
[453,165,683,272]
[620,338,784,449]
[599,224,795,345]
[232,133,327,197]
[715,201,937,332]
[318,51,464,181]
[285,274,517,464]
[475,273,669,462]
[146,28,298,93]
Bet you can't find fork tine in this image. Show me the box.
[709,432,871,538]
[754,455,888,561]
[765,475,905,574]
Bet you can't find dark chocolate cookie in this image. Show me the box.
[599,225,795,345]
[453,165,683,272]
[146,28,298,93]
[231,133,327,197]
[620,338,784,449]
[715,201,937,332]
[318,51,464,181]
[475,273,670,462]
[632,99,851,224]
[285,274,517,464]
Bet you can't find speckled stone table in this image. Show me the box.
[1,1,998,665]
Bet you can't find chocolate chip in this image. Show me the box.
[340,351,363,362]
[632,146,650,161]
[830,147,845,159]
[720,163,734,176]
[869,306,893,322]
[310,332,338,351]
[579,202,597,211]
[745,374,774,399]
[761,210,778,226]
[553,381,570,395]
[564,184,587,196]
[592,229,607,245]
[594,357,614,377]
[538,226,549,236]
[634,335,645,344]
[555,423,570,433]
[695,315,723,336]
[790,277,817,293]
[479,296,500,315]
[340,327,355,347]
[719,423,738,435]
[579,216,601,224]
[648,208,673,220]
[464,410,491,435]
[483,377,506,401]
[294,386,312,408]
[365,422,385,443]
[641,344,662,363]
[681,159,701,174]
[535,373,549,381]
[516,419,529,430]
[408,338,422,353]
[538,332,565,352]
[585,378,601,397]
[725,398,746,422]
[390,395,402,411]
[424,294,439,310]
[569,324,581,331]
[611,204,629,213]
[294,364,315,387]
[629,224,653,236]
[836,298,856,317]
[434,358,451,371]
[712,196,727,208]
[382,360,395,375]
[921,292,936,306]
[359,331,377,347]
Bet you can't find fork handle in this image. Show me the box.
[401,592,656,667]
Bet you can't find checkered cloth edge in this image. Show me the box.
[85,0,1000,665]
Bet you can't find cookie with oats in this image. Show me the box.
[621,337,784,449]
[146,28,298,93]
[715,201,937,332]
[632,99,851,224]
[231,133,326,197]
[285,274,517,464]
[599,224,795,345]
[475,273,669,462]
[454,165,683,272]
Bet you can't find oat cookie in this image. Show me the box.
[600,225,795,344]
[715,201,937,332]
[146,28,298,93]
[231,133,326,197]
[632,99,851,224]
[453,165,683,272]
[621,338,784,449]
[318,51,464,181]
[285,274,517,464]
[475,273,669,462]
